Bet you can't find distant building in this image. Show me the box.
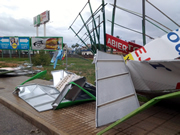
[81,49,93,55]
[80,44,93,55]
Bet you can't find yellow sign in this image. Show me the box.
[124,53,134,63]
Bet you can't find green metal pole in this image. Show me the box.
[92,21,97,46]
[9,50,12,58]
[146,19,168,33]
[1,50,3,58]
[102,0,107,52]
[86,25,94,48]
[98,16,100,37]
[69,26,95,55]
[146,0,180,27]
[111,0,117,53]
[108,20,154,39]
[110,4,172,32]
[88,0,101,51]
[18,50,20,58]
[79,13,95,47]
[97,90,180,135]
[142,0,146,46]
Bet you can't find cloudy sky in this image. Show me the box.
[1,0,180,47]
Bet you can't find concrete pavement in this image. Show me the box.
[1,76,180,135]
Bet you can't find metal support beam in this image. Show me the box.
[69,26,95,54]
[92,20,97,45]
[1,50,3,58]
[9,50,12,58]
[18,50,20,58]
[108,20,154,39]
[146,0,180,27]
[111,0,117,53]
[79,13,95,46]
[142,0,146,46]
[109,4,172,32]
[88,0,101,50]
[102,0,106,52]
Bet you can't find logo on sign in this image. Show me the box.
[167,29,180,55]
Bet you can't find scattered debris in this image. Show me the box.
[94,50,139,127]
[30,128,41,134]
[0,66,40,76]
[14,70,96,112]
[36,65,43,68]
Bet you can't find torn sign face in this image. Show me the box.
[106,34,129,54]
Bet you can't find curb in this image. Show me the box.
[0,96,68,135]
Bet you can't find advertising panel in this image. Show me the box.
[40,11,49,24]
[33,15,40,27]
[0,37,30,50]
[128,42,142,53]
[31,37,63,50]
[106,34,142,54]
[33,10,50,27]
[106,34,129,54]
[124,28,180,61]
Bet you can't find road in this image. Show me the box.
[0,103,47,135]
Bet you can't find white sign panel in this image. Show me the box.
[33,10,50,27]
[127,60,180,91]
[31,37,62,50]
[95,50,139,127]
[124,29,180,61]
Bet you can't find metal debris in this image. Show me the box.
[94,50,139,127]
[0,67,40,76]
[14,70,96,112]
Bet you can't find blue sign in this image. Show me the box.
[0,37,30,50]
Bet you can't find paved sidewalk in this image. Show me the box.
[1,76,180,135]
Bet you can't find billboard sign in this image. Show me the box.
[0,37,30,50]
[124,28,180,61]
[31,37,63,50]
[33,10,50,27]
[33,15,40,27]
[128,42,142,53]
[106,34,142,54]
[106,34,129,54]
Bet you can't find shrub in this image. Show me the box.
[32,51,51,66]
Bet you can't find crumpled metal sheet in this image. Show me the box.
[16,84,60,112]
[52,77,87,109]
[0,67,41,76]
[14,70,89,112]
[51,70,81,92]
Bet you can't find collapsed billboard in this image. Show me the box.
[0,37,30,50]
[106,34,142,54]
[31,37,63,50]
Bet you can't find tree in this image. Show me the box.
[75,43,79,48]
[71,45,75,50]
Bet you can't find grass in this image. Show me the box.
[0,57,96,85]
[0,56,149,102]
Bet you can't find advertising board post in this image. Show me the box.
[9,50,12,58]
[1,50,3,58]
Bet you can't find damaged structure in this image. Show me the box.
[14,70,96,112]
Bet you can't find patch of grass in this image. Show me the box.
[0,58,29,62]
[28,57,95,84]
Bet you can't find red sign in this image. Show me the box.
[128,42,142,53]
[106,34,142,54]
[106,34,129,54]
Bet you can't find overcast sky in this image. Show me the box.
[1,0,180,47]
